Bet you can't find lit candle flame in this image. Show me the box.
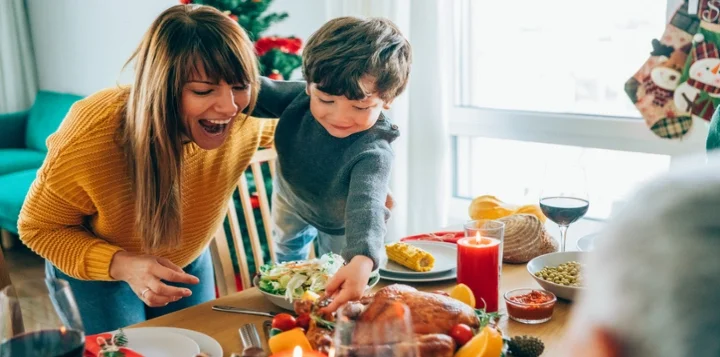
[60,326,67,335]
[293,345,303,357]
[475,231,481,244]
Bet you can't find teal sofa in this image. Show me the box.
[0,91,84,234]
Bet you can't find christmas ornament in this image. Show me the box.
[268,70,283,80]
[112,328,128,347]
[179,0,192,4]
[625,1,698,139]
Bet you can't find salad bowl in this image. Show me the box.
[254,253,380,311]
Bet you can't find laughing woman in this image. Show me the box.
[17,5,275,334]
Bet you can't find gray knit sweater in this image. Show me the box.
[251,77,399,269]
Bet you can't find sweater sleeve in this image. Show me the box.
[258,118,278,148]
[251,77,306,118]
[341,150,393,270]
[17,116,123,282]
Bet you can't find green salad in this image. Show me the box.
[257,253,379,301]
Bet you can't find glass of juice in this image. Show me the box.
[0,279,85,357]
[458,220,505,313]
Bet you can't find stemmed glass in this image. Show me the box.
[539,164,589,252]
[0,279,85,357]
[331,301,418,357]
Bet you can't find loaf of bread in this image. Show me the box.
[499,214,557,263]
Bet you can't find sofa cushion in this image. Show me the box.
[0,169,38,234]
[26,91,83,152]
[0,149,45,176]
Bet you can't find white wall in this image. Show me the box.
[26,0,325,96]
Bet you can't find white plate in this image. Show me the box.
[576,233,599,252]
[381,241,457,276]
[380,267,457,283]
[120,327,222,357]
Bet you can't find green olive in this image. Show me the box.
[537,261,584,287]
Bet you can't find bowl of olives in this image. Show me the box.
[526,251,587,301]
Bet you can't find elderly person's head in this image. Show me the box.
[565,155,720,357]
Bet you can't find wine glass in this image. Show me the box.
[0,278,85,357]
[331,301,418,357]
[539,164,589,252]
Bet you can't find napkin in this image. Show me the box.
[84,333,144,357]
[400,231,464,244]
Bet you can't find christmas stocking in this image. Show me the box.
[673,1,720,127]
[626,1,699,139]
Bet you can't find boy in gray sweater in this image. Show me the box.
[251,16,411,311]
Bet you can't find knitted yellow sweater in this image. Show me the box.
[18,87,277,281]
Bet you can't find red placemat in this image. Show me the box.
[400,231,464,244]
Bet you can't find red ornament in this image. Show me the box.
[179,0,192,4]
[254,36,302,56]
[268,70,283,80]
[229,14,238,21]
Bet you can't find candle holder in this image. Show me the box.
[457,220,505,313]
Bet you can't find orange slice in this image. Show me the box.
[454,326,489,357]
[481,326,504,357]
[450,283,476,308]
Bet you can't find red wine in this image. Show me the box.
[0,329,84,357]
[540,197,589,226]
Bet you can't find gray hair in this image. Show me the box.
[575,153,720,357]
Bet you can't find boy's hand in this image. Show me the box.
[320,255,374,313]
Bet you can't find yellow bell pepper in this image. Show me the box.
[268,328,313,354]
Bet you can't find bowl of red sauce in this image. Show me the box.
[503,288,556,324]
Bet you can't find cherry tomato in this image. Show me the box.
[449,323,474,346]
[296,313,312,330]
[271,313,297,331]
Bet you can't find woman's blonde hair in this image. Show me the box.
[120,4,259,252]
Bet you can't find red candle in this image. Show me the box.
[457,234,502,312]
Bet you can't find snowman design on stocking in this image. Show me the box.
[674,33,720,121]
[641,43,686,106]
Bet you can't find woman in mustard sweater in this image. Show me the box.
[17,5,276,334]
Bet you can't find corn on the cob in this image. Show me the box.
[385,242,435,272]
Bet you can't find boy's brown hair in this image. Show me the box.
[302,16,412,102]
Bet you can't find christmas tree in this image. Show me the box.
[181,0,303,80]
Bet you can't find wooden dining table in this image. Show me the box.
[132,262,576,356]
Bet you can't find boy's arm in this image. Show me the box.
[250,77,307,118]
[342,151,393,270]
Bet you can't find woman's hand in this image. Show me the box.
[320,255,374,313]
[109,251,199,307]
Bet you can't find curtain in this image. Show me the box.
[323,0,452,240]
[0,0,38,113]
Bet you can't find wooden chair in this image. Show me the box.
[209,148,316,297]
[0,247,11,292]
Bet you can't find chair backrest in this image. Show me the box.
[0,247,12,292]
[210,148,319,297]
[26,91,83,152]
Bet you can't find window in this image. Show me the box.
[449,0,706,222]
[457,0,668,118]
[453,137,671,220]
